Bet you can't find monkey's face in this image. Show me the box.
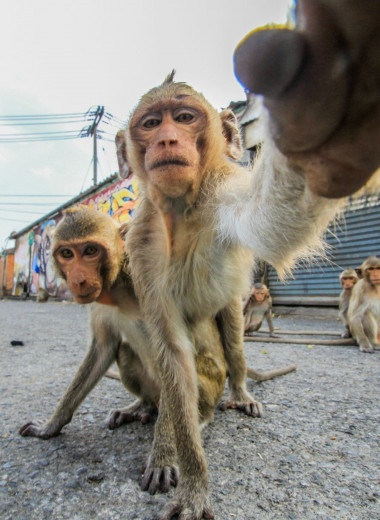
[253,289,266,302]
[340,276,357,289]
[130,99,208,200]
[365,266,380,285]
[53,242,105,304]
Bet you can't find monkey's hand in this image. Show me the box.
[157,478,214,520]
[219,388,263,417]
[141,451,179,495]
[19,420,63,439]
[234,0,380,198]
[107,399,157,429]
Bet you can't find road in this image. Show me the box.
[1,300,379,520]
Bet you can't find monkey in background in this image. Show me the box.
[347,256,380,353]
[243,283,277,337]
[338,267,359,338]
[19,205,295,496]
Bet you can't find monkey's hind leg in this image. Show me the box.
[217,301,263,417]
[108,399,158,429]
[108,343,160,429]
[352,313,377,353]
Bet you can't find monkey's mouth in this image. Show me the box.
[74,289,100,303]
[151,158,189,170]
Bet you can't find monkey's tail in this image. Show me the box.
[105,369,121,380]
[247,364,297,381]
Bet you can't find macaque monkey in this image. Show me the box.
[347,256,380,353]
[338,268,359,338]
[19,206,294,496]
[19,206,227,494]
[113,67,378,519]
[243,283,277,337]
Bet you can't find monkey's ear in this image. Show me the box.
[355,268,363,278]
[220,109,243,160]
[115,130,132,179]
[119,221,130,239]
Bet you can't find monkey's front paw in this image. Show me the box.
[141,462,179,495]
[341,331,352,339]
[19,421,60,439]
[157,484,214,520]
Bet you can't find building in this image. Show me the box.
[7,174,139,300]
[4,94,380,304]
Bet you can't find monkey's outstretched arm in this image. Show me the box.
[233,0,380,199]
[19,336,118,439]
[217,139,344,278]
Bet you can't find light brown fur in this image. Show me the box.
[19,206,294,500]
[113,73,358,519]
[338,267,359,338]
[347,256,380,353]
[243,283,277,337]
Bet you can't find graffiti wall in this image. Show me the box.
[84,176,139,223]
[12,176,139,298]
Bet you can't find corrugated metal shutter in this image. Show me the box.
[267,196,380,305]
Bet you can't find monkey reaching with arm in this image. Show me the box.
[113,65,379,518]
[338,268,358,338]
[243,283,277,337]
[347,256,380,353]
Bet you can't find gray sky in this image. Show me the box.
[0,0,289,249]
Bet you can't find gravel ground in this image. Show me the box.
[1,299,379,520]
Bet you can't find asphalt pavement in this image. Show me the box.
[1,300,379,520]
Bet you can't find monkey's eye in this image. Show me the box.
[142,117,161,129]
[174,109,197,124]
[59,248,73,259]
[84,245,99,256]
[175,112,194,123]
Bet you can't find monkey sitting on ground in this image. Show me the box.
[114,69,378,519]
[19,205,296,496]
[243,283,277,337]
[347,256,380,353]
[338,267,359,338]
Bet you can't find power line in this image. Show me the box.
[0,202,62,206]
[0,194,74,197]
[0,209,52,215]
[0,217,33,223]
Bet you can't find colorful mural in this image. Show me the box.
[13,234,30,296]
[12,176,139,299]
[84,176,139,223]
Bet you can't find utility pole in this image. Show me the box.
[88,106,104,185]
